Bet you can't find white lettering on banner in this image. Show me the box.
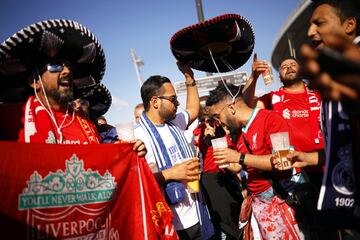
[18,154,119,239]
[36,217,106,237]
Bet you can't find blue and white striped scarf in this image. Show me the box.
[139,111,193,170]
[139,112,214,239]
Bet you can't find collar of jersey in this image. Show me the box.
[242,108,260,134]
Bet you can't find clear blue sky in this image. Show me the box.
[1,0,302,125]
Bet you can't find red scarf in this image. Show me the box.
[21,96,100,144]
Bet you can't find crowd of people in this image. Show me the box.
[1,0,360,239]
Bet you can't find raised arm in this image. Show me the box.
[242,53,269,108]
[177,61,200,125]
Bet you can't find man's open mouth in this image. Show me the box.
[312,39,322,48]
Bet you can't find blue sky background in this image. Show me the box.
[1,0,302,125]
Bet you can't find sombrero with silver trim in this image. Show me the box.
[0,19,106,103]
[170,14,255,73]
[78,83,112,119]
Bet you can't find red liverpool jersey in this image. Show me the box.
[258,87,324,152]
[237,108,290,195]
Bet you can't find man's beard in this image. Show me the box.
[281,76,302,87]
[46,88,74,106]
[159,105,176,121]
[45,76,74,106]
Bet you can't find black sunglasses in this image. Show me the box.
[157,95,178,104]
[38,61,74,74]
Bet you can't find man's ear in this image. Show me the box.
[228,104,236,115]
[344,17,357,36]
[151,96,159,110]
[27,72,40,91]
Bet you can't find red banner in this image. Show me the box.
[0,141,178,239]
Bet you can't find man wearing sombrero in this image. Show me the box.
[0,19,105,144]
[0,19,145,155]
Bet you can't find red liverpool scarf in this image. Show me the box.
[23,96,99,144]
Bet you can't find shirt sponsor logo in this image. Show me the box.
[282,108,291,119]
[292,110,309,118]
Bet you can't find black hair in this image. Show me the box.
[312,0,360,35]
[206,82,243,107]
[280,56,297,64]
[96,115,106,122]
[279,57,298,71]
[140,75,171,111]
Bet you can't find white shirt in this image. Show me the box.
[134,111,199,230]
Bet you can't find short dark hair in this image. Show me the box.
[280,56,297,64]
[313,0,360,35]
[206,82,243,107]
[279,57,298,70]
[96,115,106,123]
[141,75,171,111]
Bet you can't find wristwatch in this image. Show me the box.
[239,153,246,166]
[185,80,196,87]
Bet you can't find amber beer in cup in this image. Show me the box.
[262,61,274,85]
[273,149,292,170]
[186,158,200,193]
[270,132,292,170]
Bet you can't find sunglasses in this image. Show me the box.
[38,61,74,74]
[157,95,178,104]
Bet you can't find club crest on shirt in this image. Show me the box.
[18,154,119,239]
[252,133,258,149]
[332,144,355,195]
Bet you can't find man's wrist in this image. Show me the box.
[185,80,196,87]
[239,153,246,166]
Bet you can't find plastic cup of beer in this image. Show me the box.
[262,62,274,85]
[270,132,292,170]
[148,162,159,173]
[211,137,230,168]
[115,122,135,142]
[186,158,200,193]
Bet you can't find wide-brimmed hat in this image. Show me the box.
[0,19,106,103]
[77,83,112,119]
[170,14,255,73]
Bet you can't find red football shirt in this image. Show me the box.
[237,108,290,195]
[258,87,324,152]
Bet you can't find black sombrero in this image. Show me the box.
[0,19,106,103]
[77,83,112,119]
[170,14,255,73]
